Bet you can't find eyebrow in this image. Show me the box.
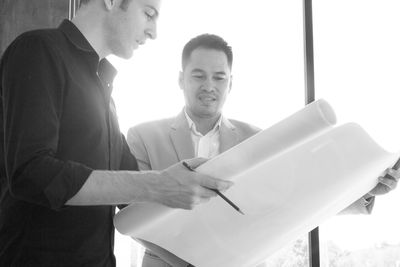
[214,71,227,76]
[191,69,205,73]
[191,69,227,75]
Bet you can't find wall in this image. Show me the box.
[0,0,68,55]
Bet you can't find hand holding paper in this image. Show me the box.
[368,164,400,196]
[148,158,233,210]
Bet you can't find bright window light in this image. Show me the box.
[110,0,400,266]
[314,1,400,266]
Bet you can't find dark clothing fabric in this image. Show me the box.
[0,20,138,266]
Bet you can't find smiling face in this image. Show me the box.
[180,48,232,121]
[105,0,160,59]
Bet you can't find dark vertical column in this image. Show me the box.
[303,0,320,266]
[303,0,315,104]
[0,0,69,56]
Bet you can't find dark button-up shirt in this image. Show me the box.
[0,20,138,266]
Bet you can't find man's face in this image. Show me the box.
[180,48,232,120]
[105,0,160,59]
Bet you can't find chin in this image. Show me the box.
[119,50,134,59]
[112,46,134,59]
[200,107,219,116]
[199,111,219,118]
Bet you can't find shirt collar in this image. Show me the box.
[59,19,117,86]
[59,19,96,53]
[184,108,223,136]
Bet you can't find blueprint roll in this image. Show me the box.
[114,99,398,267]
[195,98,337,178]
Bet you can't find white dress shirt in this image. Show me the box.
[184,110,222,158]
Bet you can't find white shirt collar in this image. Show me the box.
[184,108,223,136]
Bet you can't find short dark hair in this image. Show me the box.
[79,0,132,10]
[181,34,233,70]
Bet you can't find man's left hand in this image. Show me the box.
[368,168,400,196]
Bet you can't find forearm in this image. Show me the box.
[67,159,233,209]
[66,170,158,206]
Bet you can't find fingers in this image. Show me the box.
[369,175,398,196]
[385,168,400,181]
[379,175,398,190]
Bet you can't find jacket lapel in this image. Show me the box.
[169,111,195,160]
[219,117,239,153]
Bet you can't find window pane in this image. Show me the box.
[314,1,400,266]
[111,0,306,266]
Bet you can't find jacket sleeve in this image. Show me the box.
[339,195,375,215]
[126,127,152,171]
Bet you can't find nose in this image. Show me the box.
[202,79,216,92]
[145,21,157,40]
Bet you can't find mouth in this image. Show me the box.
[136,40,146,45]
[198,94,217,104]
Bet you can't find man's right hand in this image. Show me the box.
[145,158,233,209]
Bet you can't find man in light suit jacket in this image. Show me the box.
[127,33,260,267]
[127,34,399,267]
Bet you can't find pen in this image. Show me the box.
[182,161,244,215]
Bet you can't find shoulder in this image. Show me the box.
[10,27,64,51]
[226,118,261,137]
[20,27,63,41]
[129,117,175,133]
[127,117,175,140]
[2,28,65,63]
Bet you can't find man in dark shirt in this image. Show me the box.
[0,0,233,266]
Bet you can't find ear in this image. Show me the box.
[228,75,233,93]
[178,71,184,90]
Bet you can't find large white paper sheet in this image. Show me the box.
[114,99,399,267]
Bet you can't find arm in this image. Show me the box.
[2,34,92,210]
[66,158,232,208]
[2,35,231,210]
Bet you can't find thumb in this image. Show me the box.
[184,157,209,169]
[200,175,234,192]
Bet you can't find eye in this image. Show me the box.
[192,73,205,80]
[214,75,226,81]
[144,8,156,21]
[145,12,153,21]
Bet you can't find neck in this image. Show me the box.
[187,111,221,135]
[71,7,108,59]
